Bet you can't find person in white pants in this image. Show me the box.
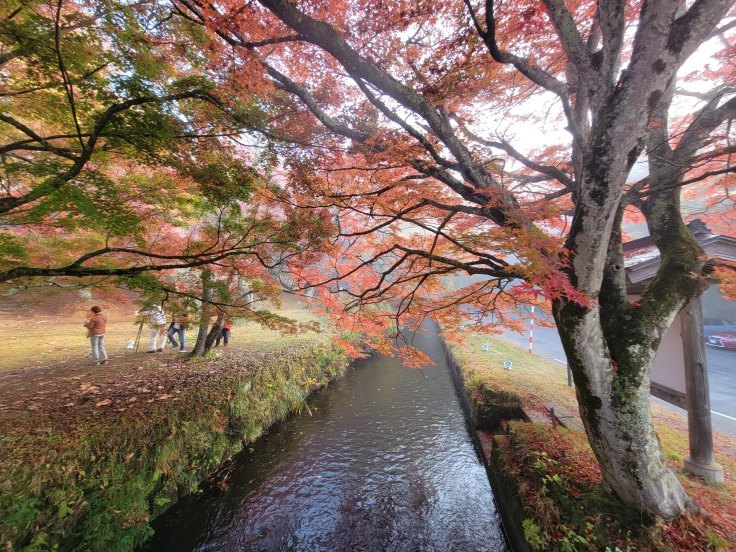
[138,305,167,353]
[149,326,166,352]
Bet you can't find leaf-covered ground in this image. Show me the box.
[454,334,736,551]
[0,299,328,471]
[0,346,266,453]
[0,338,347,551]
[0,295,328,469]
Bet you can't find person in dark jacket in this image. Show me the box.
[84,306,108,365]
[215,319,232,347]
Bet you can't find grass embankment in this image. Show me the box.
[0,301,349,551]
[452,334,736,551]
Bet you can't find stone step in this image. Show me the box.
[547,403,585,433]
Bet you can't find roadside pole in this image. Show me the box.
[681,295,724,482]
[528,306,534,354]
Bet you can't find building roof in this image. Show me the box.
[624,220,736,287]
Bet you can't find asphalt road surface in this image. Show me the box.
[496,325,736,436]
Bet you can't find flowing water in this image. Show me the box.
[145,325,509,551]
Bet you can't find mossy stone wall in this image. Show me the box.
[441,339,530,552]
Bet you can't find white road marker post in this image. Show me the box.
[528,306,535,354]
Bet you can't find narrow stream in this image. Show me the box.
[145,325,509,551]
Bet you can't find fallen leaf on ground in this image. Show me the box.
[95,399,112,407]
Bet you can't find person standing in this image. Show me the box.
[167,314,188,352]
[84,306,108,365]
[138,305,167,352]
[215,319,232,347]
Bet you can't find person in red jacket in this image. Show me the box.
[84,306,108,365]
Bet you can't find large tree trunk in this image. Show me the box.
[553,177,708,516]
[554,301,692,516]
[193,269,214,355]
[203,313,225,354]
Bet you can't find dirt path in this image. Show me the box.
[0,349,211,438]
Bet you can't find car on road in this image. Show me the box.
[706,331,736,350]
[703,318,736,337]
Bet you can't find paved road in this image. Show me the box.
[497,325,736,436]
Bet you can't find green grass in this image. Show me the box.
[452,334,580,417]
[0,300,322,372]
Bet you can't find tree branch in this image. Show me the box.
[540,0,592,75]
[670,0,736,63]
[0,48,21,67]
[464,0,581,143]
[0,248,257,283]
[595,0,626,86]
[0,114,79,160]
[253,0,513,204]
[0,89,214,215]
[484,137,574,189]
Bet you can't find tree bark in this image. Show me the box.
[553,174,709,516]
[193,269,214,355]
[203,313,225,354]
[554,300,693,516]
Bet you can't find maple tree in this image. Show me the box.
[140,201,321,356]
[3,0,735,522]
[170,0,736,518]
[0,0,319,288]
[0,0,340,368]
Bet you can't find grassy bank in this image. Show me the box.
[451,334,736,551]
[0,337,349,551]
[0,291,320,372]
